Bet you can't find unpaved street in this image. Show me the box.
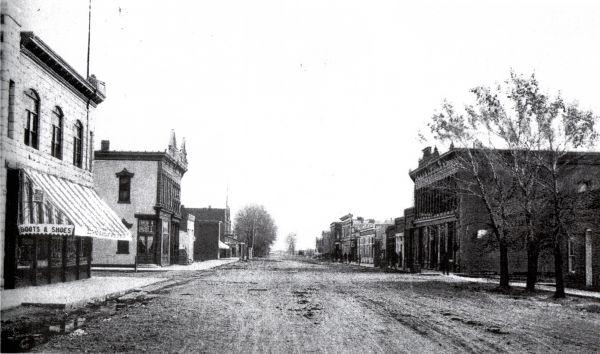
[18,258,600,352]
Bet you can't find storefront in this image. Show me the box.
[3,168,131,289]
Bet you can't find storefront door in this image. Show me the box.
[136,218,157,264]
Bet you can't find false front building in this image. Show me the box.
[1,3,130,289]
[92,133,187,267]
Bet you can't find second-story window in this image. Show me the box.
[116,168,134,203]
[24,89,40,149]
[73,120,83,167]
[51,106,63,159]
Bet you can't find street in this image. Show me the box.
[4,257,600,353]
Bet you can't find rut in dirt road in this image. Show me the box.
[22,258,600,353]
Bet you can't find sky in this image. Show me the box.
[16,0,600,250]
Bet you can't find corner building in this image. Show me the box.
[92,133,187,267]
[1,3,130,288]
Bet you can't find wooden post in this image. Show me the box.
[32,237,38,286]
[61,236,67,282]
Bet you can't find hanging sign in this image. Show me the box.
[18,224,74,236]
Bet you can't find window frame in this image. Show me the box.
[567,237,575,273]
[24,89,40,149]
[116,168,134,204]
[51,106,63,159]
[73,120,83,167]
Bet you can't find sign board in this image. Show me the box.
[19,224,74,236]
[32,189,44,202]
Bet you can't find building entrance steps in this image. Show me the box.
[1,276,166,311]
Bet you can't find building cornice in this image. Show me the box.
[20,32,105,106]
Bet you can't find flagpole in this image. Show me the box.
[86,0,92,78]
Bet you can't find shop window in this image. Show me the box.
[51,106,63,159]
[568,238,575,273]
[24,89,39,149]
[116,168,134,203]
[117,240,129,254]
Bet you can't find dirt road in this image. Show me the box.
[10,258,600,352]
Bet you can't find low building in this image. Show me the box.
[1,3,130,288]
[91,132,188,267]
[178,214,195,265]
[181,206,231,261]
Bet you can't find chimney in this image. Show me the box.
[101,140,110,151]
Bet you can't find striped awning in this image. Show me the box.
[22,168,131,240]
[218,241,230,250]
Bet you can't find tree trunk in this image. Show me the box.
[553,237,566,298]
[526,240,539,292]
[499,239,510,291]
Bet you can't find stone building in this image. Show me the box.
[406,146,600,289]
[91,132,187,267]
[1,3,130,288]
[180,206,232,261]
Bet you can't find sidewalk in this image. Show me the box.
[1,276,166,311]
[91,258,239,272]
[447,273,600,300]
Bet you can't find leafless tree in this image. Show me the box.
[428,71,598,295]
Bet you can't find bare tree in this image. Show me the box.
[286,233,297,255]
[429,105,517,290]
[234,205,278,258]
[428,72,598,295]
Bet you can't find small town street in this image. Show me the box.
[2,257,598,353]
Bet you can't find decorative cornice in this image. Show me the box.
[95,150,187,174]
[20,32,105,106]
[115,168,134,178]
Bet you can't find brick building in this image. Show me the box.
[1,3,130,288]
[316,230,332,258]
[406,146,600,289]
[91,132,187,267]
[181,206,232,261]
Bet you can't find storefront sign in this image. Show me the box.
[18,224,74,236]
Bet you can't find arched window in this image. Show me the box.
[51,106,63,159]
[24,89,40,149]
[73,120,83,167]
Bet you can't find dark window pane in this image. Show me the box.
[117,240,129,254]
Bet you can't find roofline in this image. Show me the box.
[20,32,105,106]
[409,147,600,180]
[94,150,188,173]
